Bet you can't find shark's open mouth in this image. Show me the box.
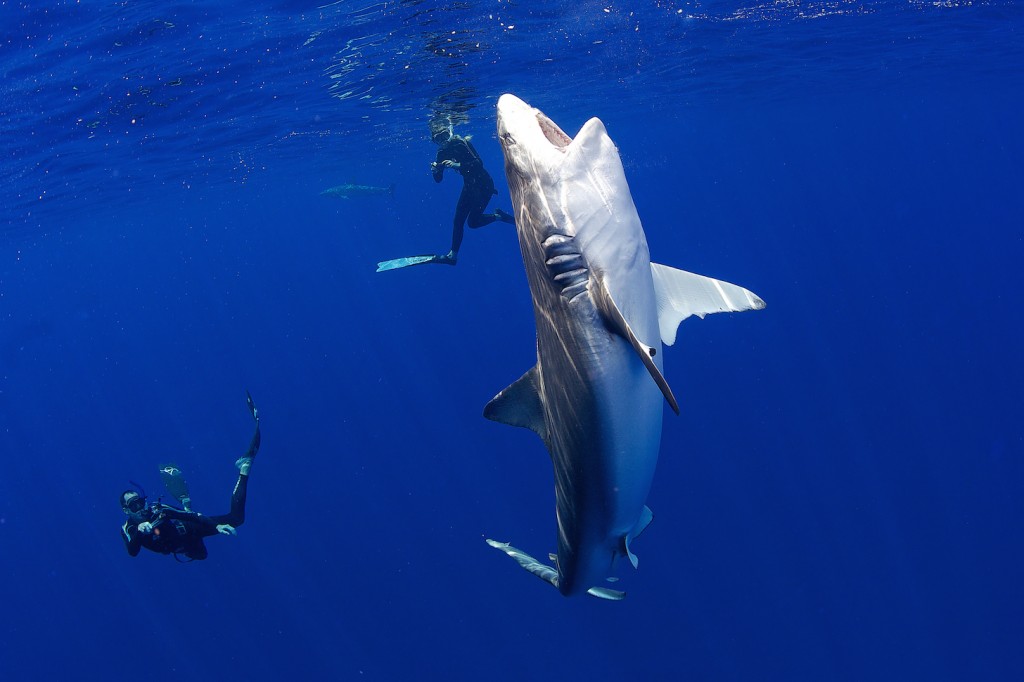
[537,113,571,151]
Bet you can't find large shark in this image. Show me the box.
[484,94,765,600]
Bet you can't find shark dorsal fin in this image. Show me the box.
[483,365,548,440]
[593,277,680,415]
[650,263,766,346]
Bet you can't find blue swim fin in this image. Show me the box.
[376,254,455,272]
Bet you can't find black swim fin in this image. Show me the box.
[159,464,192,511]
[243,390,261,459]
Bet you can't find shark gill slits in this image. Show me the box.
[542,233,589,299]
[545,254,579,268]
[561,282,588,301]
[552,265,588,300]
[553,268,587,283]
[542,233,571,248]
[542,234,580,261]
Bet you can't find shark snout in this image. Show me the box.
[497,93,571,156]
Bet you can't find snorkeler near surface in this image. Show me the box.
[376,118,514,272]
[119,392,262,562]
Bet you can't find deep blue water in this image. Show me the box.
[2,1,1023,680]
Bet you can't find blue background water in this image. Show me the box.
[2,1,1022,680]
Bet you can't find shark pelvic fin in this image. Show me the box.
[483,366,548,440]
[587,586,626,601]
[593,277,680,415]
[486,539,559,590]
[622,505,654,569]
[650,263,766,346]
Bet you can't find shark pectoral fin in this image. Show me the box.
[622,505,655,569]
[650,262,766,346]
[486,539,559,590]
[587,587,626,601]
[483,366,548,440]
[593,278,680,415]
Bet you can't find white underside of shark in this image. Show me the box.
[485,94,765,599]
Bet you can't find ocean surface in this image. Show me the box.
[2,1,1022,680]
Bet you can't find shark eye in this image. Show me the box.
[501,132,516,146]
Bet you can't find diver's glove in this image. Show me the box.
[138,522,154,534]
[216,524,237,536]
[235,456,253,476]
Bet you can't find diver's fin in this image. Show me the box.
[486,539,559,590]
[245,389,259,424]
[592,276,680,415]
[650,262,766,346]
[159,464,191,510]
[243,390,261,459]
[483,365,548,441]
[375,254,449,272]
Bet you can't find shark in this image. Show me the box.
[484,94,765,600]
[320,182,395,199]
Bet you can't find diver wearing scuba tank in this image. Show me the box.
[119,391,261,562]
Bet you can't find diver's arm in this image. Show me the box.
[121,522,142,557]
[432,148,446,182]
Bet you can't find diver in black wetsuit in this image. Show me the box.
[119,392,261,562]
[430,120,514,266]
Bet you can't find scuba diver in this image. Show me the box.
[375,118,514,272]
[119,391,261,562]
[428,118,515,266]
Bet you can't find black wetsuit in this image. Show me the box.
[433,136,501,255]
[121,473,249,561]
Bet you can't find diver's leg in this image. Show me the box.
[467,191,514,226]
[225,472,249,527]
[492,207,515,224]
[442,191,472,263]
[467,211,497,228]
[206,399,260,531]
[466,185,498,229]
[208,471,249,528]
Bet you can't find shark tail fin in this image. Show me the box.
[486,539,559,590]
[593,277,680,415]
[650,263,766,346]
[483,366,548,441]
